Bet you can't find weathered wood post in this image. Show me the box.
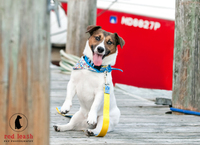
[172,0,200,112]
[65,0,97,57]
[0,0,50,144]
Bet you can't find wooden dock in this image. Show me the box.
[50,68,200,145]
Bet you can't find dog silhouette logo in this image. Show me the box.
[15,115,23,129]
[9,113,28,132]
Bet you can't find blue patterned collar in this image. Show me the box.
[73,55,123,73]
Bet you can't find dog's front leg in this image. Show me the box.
[87,90,104,128]
[61,80,76,114]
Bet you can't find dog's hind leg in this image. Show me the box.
[54,109,87,132]
[61,80,76,114]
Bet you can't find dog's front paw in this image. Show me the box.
[87,112,97,129]
[85,129,95,136]
[53,125,60,132]
[61,100,72,114]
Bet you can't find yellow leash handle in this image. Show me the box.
[96,85,110,137]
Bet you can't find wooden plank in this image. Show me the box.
[51,71,71,81]
[50,70,200,144]
[50,132,200,140]
[50,138,200,145]
[0,0,50,144]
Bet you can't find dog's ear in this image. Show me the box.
[86,25,101,35]
[114,33,125,49]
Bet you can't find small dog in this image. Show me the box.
[53,25,125,136]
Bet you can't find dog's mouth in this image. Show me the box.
[93,53,103,66]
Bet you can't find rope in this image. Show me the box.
[97,0,117,17]
[59,50,80,74]
[170,107,200,116]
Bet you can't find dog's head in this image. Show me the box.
[17,115,22,119]
[83,25,125,66]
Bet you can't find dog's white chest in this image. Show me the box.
[71,69,106,110]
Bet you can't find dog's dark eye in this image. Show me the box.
[107,41,113,45]
[95,36,100,41]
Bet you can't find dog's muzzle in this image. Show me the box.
[97,46,104,53]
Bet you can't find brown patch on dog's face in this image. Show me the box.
[104,32,118,56]
[88,29,104,53]
[88,29,118,57]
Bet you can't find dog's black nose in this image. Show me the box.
[97,47,104,53]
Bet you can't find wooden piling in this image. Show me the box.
[65,0,97,57]
[0,0,50,144]
[172,0,200,112]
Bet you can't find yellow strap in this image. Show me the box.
[96,88,110,137]
[56,107,65,116]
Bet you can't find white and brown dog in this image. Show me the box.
[53,25,125,136]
